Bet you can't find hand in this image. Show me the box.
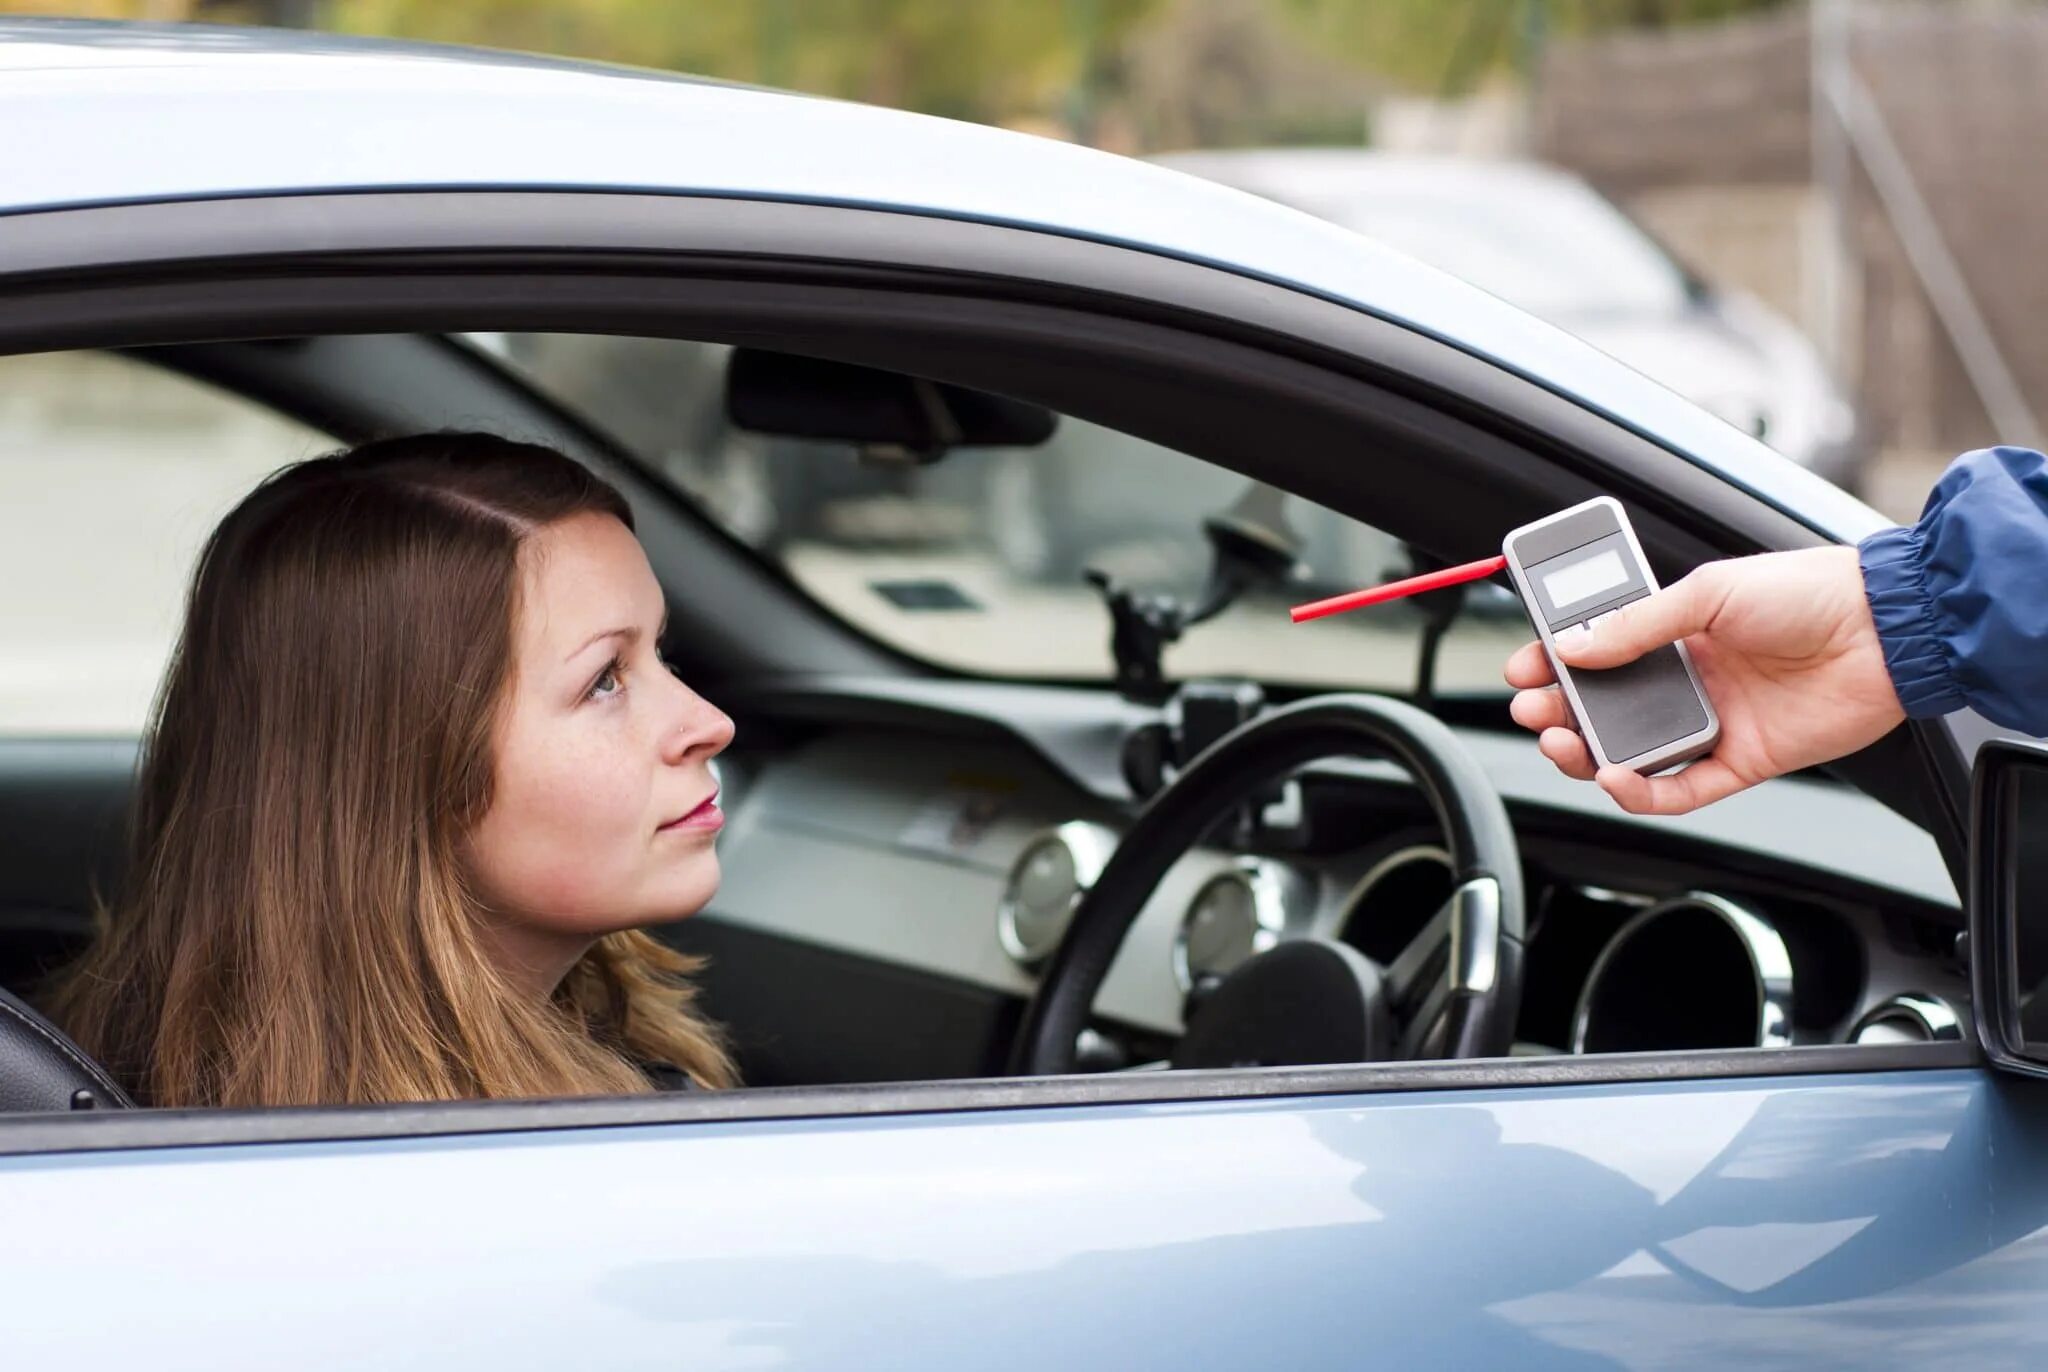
[1503,546,1905,814]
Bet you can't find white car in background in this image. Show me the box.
[1157,149,1865,491]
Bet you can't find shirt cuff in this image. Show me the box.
[1859,523,1968,719]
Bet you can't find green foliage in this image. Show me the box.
[315,0,1795,115]
[4,0,1798,138]
[325,0,1160,126]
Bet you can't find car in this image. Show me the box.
[1,18,2042,1370]
[1160,148,1868,489]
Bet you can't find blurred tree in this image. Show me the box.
[232,1,317,23]
[1112,0,1379,151]
[1,0,1797,144]
[3,0,198,14]
[320,0,1160,129]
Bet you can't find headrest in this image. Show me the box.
[0,985,132,1113]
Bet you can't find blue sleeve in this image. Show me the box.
[1858,446,2048,736]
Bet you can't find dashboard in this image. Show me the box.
[698,679,1968,1078]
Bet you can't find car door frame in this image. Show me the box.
[0,186,1982,1159]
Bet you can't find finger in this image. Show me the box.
[1539,726,1597,781]
[1594,758,1752,816]
[1503,639,1557,690]
[1556,566,1726,670]
[1509,686,1572,734]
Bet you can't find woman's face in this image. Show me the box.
[465,512,734,990]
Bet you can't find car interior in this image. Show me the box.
[0,320,1972,1117]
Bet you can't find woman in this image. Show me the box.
[47,432,737,1105]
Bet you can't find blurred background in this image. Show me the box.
[11,0,2048,521]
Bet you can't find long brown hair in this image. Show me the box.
[46,432,734,1107]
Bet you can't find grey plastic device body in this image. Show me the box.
[1501,496,1720,775]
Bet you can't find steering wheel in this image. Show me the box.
[1011,694,1525,1076]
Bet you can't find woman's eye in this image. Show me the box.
[587,658,624,701]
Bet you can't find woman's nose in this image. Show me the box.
[664,685,734,764]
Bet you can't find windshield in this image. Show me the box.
[472,332,1526,695]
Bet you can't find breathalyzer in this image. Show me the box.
[1499,496,1719,774]
[1289,495,1719,776]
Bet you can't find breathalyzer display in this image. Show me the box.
[1290,496,1719,776]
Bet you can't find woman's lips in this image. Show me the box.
[658,793,723,834]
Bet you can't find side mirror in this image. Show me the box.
[1969,737,2048,1075]
[724,348,1057,461]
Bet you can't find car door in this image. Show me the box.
[3,1057,2039,1367]
[2,186,2040,1370]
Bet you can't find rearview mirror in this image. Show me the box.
[1969,737,2048,1075]
[725,348,1057,461]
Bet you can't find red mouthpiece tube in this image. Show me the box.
[1290,554,1508,624]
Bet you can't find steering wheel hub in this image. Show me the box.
[1171,938,1394,1070]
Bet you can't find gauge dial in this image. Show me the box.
[1850,994,1961,1044]
[1174,862,1291,990]
[1334,845,1452,964]
[1570,891,1794,1054]
[997,822,1116,967]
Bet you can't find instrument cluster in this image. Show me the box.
[993,821,1965,1053]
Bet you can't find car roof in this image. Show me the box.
[0,19,1881,541]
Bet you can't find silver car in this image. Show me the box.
[1,20,2041,1372]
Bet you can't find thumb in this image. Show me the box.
[1555,569,1719,669]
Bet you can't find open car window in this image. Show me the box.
[0,331,1961,1147]
[468,332,1529,695]
[0,351,332,735]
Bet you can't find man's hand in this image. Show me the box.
[1503,546,1906,814]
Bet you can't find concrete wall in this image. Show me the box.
[1534,1,2048,495]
